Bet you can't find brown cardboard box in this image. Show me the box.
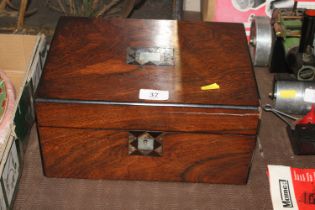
[201,0,215,22]
[0,35,37,89]
[0,34,47,209]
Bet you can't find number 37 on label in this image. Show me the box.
[139,89,169,101]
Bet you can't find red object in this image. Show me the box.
[268,165,315,210]
[305,9,315,17]
[1,100,5,109]
[290,167,315,209]
[297,105,315,124]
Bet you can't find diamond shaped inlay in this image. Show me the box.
[128,131,163,157]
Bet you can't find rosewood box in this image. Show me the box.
[35,17,260,184]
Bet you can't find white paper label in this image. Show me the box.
[304,88,315,103]
[268,165,298,210]
[139,89,169,100]
[139,52,161,62]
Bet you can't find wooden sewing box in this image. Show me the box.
[35,17,260,184]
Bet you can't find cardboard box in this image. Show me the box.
[0,34,47,209]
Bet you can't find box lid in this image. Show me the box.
[37,17,259,108]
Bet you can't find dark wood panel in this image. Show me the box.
[37,17,259,107]
[35,102,260,135]
[38,127,256,184]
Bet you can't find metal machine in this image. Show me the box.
[250,4,315,114]
[251,4,315,79]
[251,3,315,155]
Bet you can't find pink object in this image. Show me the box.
[0,70,16,144]
[212,0,315,38]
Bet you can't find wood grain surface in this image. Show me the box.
[35,17,260,184]
[38,127,256,184]
[36,102,260,135]
[36,17,259,107]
